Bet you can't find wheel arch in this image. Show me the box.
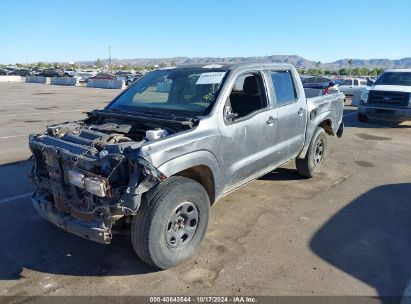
[156,150,223,204]
[298,111,334,159]
[173,165,215,204]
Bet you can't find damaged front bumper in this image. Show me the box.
[32,191,111,244]
[29,133,166,244]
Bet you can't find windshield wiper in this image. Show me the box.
[104,108,193,121]
[135,109,176,119]
[89,109,197,129]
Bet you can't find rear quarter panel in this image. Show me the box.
[299,92,344,158]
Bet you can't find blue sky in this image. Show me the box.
[0,0,410,64]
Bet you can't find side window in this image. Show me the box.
[342,79,352,86]
[226,73,267,119]
[360,80,367,86]
[354,79,359,86]
[270,70,297,106]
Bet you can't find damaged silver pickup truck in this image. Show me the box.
[29,63,344,269]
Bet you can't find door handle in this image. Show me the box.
[298,108,304,116]
[266,116,276,125]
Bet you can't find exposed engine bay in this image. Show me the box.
[29,110,197,243]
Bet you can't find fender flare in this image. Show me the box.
[298,111,333,159]
[157,150,223,199]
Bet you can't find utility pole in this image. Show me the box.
[108,46,112,71]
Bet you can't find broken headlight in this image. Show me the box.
[68,170,108,197]
[68,170,85,189]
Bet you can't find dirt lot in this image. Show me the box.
[0,82,410,298]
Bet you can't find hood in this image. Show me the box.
[371,85,411,93]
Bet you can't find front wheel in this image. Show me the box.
[296,127,328,178]
[131,176,210,269]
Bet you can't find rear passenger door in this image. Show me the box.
[351,79,363,99]
[339,79,354,96]
[351,79,368,103]
[268,70,307,164]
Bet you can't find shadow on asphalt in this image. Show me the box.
[259,167,305,181]
[0,160,157,280]
[346,119,411,129]
[310,183,411,296]
[0,158,311,280]
[343,108,411,129]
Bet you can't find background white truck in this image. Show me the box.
[358,69,411,122]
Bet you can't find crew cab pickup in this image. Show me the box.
[358,69,411,122]
[338,78,368,105]
[29,63,344,269]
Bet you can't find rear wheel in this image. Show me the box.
[131,176,210,269]
[296,127,327,178]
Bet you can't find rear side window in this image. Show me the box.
[270,71,297,106]
[354,79,359,85]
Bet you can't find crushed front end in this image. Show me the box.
[28,116,169,244]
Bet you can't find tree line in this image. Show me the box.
[298,67,386,77]
[0,61,165,72]
[2,62,386,77]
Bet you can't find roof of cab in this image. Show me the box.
[171,62,295,71]
[385,69,411,73]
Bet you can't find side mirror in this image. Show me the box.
[225,112,239,121]
[224,105,238,122]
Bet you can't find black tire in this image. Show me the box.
[131,176,210,269]
[358,113,368,122]
[126,80,132,86]
[296,127,327,178]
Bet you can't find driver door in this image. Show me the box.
[219,71,278,191]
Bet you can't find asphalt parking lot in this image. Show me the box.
[0,82,410,297]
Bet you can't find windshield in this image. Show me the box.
[374,72,411,86]
[107,68,228,116]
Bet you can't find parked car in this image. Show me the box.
[333,78,345,86]
[302,76,333,86]
[302,76,339,96]
[0,68,9,75]
[75,71,96,82]
[3,67,16,74]
[115,71,133,77]
[128,72,144,85]
[119,72,144,86]
[63,68,78,77]
[302,76,336,92]
[338,78,368,105]
[10,68,34,76]
[29,63,344,269]
[40,68,64,77]
[31,68,44,76]
[303,82,339,97]
[115,71,135,85]
[358,69,411,122]
[89,72,117,80]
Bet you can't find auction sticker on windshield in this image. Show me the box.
[196,72,226,85]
